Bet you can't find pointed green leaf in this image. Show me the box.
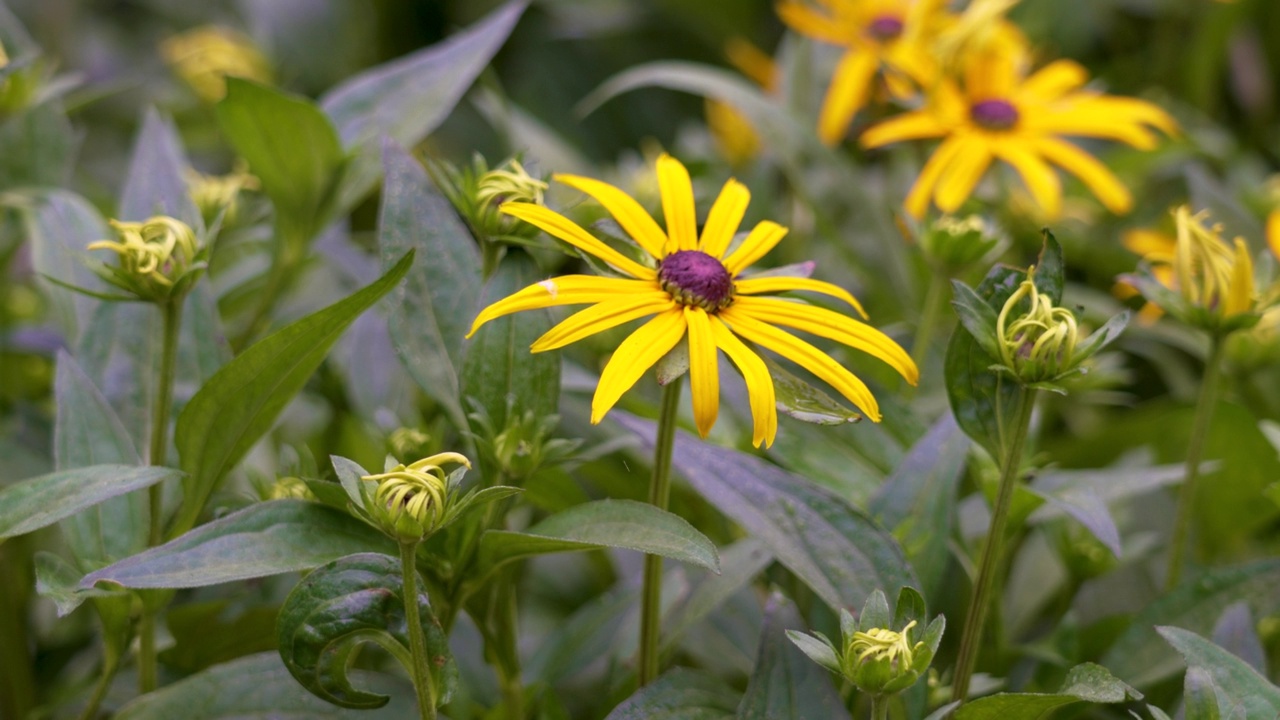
[377,139,480,428]
[0,465,179,541]
[762,354,861,425]
[617,414,916,615]
[738,594,851,719]
[951,279,1003,360]
[171,252,412,536]
[478,499,720,575]
[119,107,202,231]
[0,100,77,189]
[217,78,344,244]
[321,0,527,211]
[81,500,394,589]
[954,662,1141,719]
[17,189,111,341]
[113,652,418,719]
[277,553,456,710]
[1157,626,1280,715]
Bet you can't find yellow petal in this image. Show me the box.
[700,178,751,259]
[992,139,1062,219]
[553,174,668,259]
[710,317,777,447]
[685,306,720,437]
[1225,238,1255,317]
[905,135,966,218]
[468,275,658,337]
[1267,209,1280,262]
[776,1,847,44]
[861,110,949,148]
[1123,229,1176,260]
[591,309,688,423]
[1033,137,1133,214]
[934,136,992,212]
[731,296,918,385]
[719,306,882,421]
[1018,59,1088,101]
[531,293,675,351]
[657,153,698,254]
[723,220,789,275]
[734,275,868,320]
[818,49,879,146]
[500,202,655,279]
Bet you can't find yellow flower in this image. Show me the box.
[862,40,1176,218]
[1171,207,1256,321]
[467,154,918,448]
[778,0,942,145]
[186,164,258,224]
[0,39,9,69]
[160,26,271,103]
[1116,228,1176,323]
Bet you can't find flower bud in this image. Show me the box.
[360,453,471,543]
[267,476,315,502]
[920,214,1005,271]
[428,155,548,245]
[187,165,258,226]
[87,215,204,303]
[161,26,271,103]
[469,404,580,483]
[995,273,1082,383]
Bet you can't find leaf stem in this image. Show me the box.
[138,296,182,694]
[75,658,118,720]
[871,694,890,720]
[638,377,683,687]
[400,541,438,720]
[951,387,1037,703]
[1165,337,1224,591]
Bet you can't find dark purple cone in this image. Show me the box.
[867,15,904,41]
[658,250,735,310]
[969,99,1020,131]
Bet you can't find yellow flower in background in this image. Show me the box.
[707,39,780,165]
[777,0,943,145]
[186,164,259,224]
[161,26,271,102]
[468,154,918,447]
[1170,207,1256,322]
[0,39,9,68]
[1116,228,1176,323]
[862,39,1176,218]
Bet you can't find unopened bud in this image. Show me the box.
[87,215,203,303]
[995,271,1081,383]
[361,452,471,543]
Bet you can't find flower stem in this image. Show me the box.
[75,659,119,720]
[400,541,438,720]
[910,265,949,372]
[1165,337,1224,591]
[951,387,1037,703]
[638,377,683,687]
[139,297,182,694]
[871,695,890,720]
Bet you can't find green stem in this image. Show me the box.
[138,297,182,694]
[951,387,1037,703]
[871,694,890,720]
[400,541,438,720]
[75,659,119,720]
[638,377,683,687]
[1165,337,1224,591]
[0,539,36,720]
[910,265,949,372]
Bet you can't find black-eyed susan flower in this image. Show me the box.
[777,0,942,145]
[467,154,918,448]
[862,40,1176,218]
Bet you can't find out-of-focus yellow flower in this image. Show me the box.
[161,26,271,103]
[268,476,315,501]
[707,39,780,165]
[0,39,9,69]
[932,0,1021,69]
[1116,228,1176,323]
[468,154,918,447]
[778,0,945,145]
[186,164,258,224]
[862,38,1176,218]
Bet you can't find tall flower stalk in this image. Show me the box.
[1164,338,1223,590]
[638,377,683,686]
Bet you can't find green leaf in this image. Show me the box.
[161,600,279,673]
[277,553,456,710]
[1102,559,1280,686]
[119,107,202,231]
[321,0,527,212]
[0,465,179,541]
[662,539,773,653]
[377,139,481,429]
[33,550,120,617]
[785,631,841,673]
[17,189,111,341]
[604,668,738,720]
[80,500,394,589]
[1211,602,1267,675]
[462,251,560,434]
[171,252,413,536]
[0,100,78,189]
[216,78,344,245]
[617,414,916,615]
[1184,667,1224,720]
[954,662,1141,719]
[738,593,851,720]
[870,415,970,599]
[477,499,720,576]
[1157,626,1280,716]
[762,354,862,425]
[526,588,636,687]
[53,351,149,565]
[114,651,418,719]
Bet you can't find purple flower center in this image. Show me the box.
[658,250,735,311]
[969,99,1020,131]
[866,15,904,41]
